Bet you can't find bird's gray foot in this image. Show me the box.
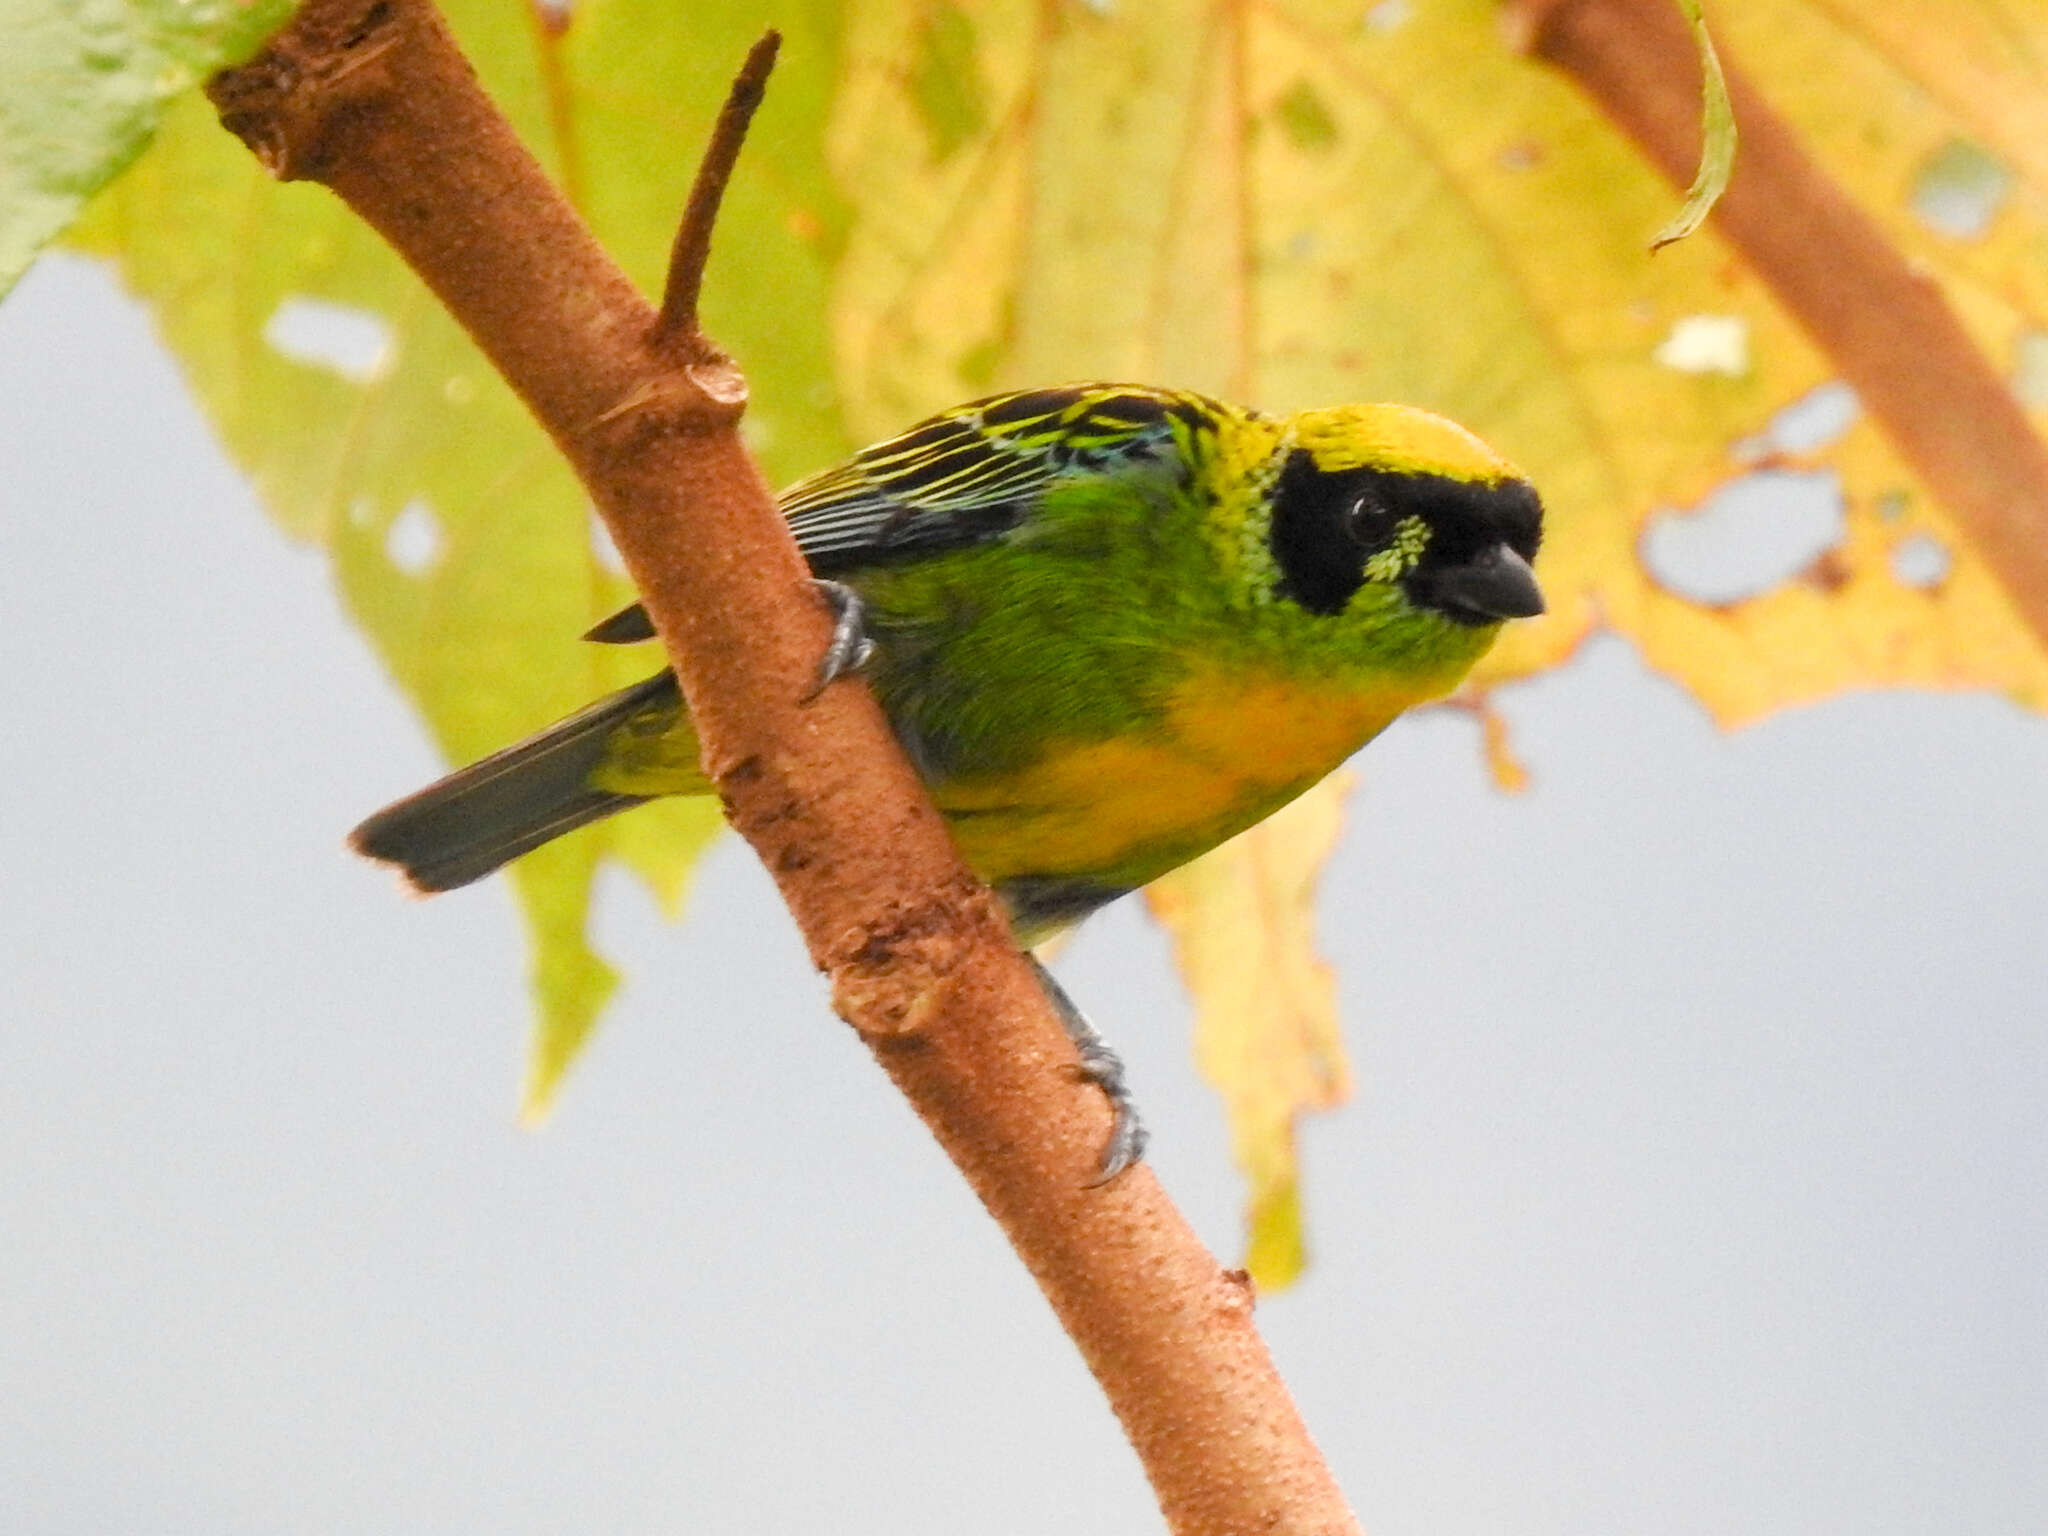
[804,579,877,701]
[1028,956,1148,1184]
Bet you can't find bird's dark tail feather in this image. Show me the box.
[350,673,679,893]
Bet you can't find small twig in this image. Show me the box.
[657,29,781,341]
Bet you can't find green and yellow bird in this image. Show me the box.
[352,384,1544,1173]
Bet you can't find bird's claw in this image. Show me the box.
[804,579,877,702]
[1029,955,1149,1184]
[1070,1039,1149,1185]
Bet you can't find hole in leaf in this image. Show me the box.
[1653,314,1748,376]
[385,500,442,575]
[1764,381,1860,454]
[738,415,775,455]
[1909,139,2011,240]
[590,511,627,575]
[2012,330,2048,409]
[1733,381,1861,461]
[264,298,393,382]
[1890,533,1952,590]
[1641,469,1844,605]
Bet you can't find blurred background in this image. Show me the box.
[4,251,2045,1533]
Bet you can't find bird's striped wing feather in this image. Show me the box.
[584,384,1213,644]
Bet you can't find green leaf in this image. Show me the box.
[0,0,296,296]
[68,0,848,1112]
[1649,0,1737,251]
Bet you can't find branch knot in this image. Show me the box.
[208,0,409,179]
[828,880,1006,1038]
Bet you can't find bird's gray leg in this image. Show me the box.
[1027,954,1148,1184]
[805,584,1140,1177]
[803,579,878,701]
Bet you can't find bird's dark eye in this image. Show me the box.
[1342,493,1385,546]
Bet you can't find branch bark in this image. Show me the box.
[208,4,1361,1531]
[1510,0,2048,652]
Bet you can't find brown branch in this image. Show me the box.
[207,4,1361,1532]
[1509,0,2048,653]
[657,28,779,340]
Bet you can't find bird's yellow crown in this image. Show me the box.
[1291,402,1522,483]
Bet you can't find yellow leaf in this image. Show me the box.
[829,0,2048,723]
[1148,774,1355,1290]
[61,0,2048,1271]
[828,0,2048,1267]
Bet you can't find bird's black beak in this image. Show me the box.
[1413,543,1545,626]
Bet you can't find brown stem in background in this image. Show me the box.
[207,5,1361,1532]
[1511,0,2048,652]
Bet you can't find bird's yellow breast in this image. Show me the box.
[935,661,1447,889]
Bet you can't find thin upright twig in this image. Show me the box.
[657,29,781,340]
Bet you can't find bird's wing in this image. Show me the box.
[583,384,1214,644]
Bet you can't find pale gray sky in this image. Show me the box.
[3,254,2044,1534]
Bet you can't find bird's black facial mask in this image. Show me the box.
[1267,450,1545,625]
